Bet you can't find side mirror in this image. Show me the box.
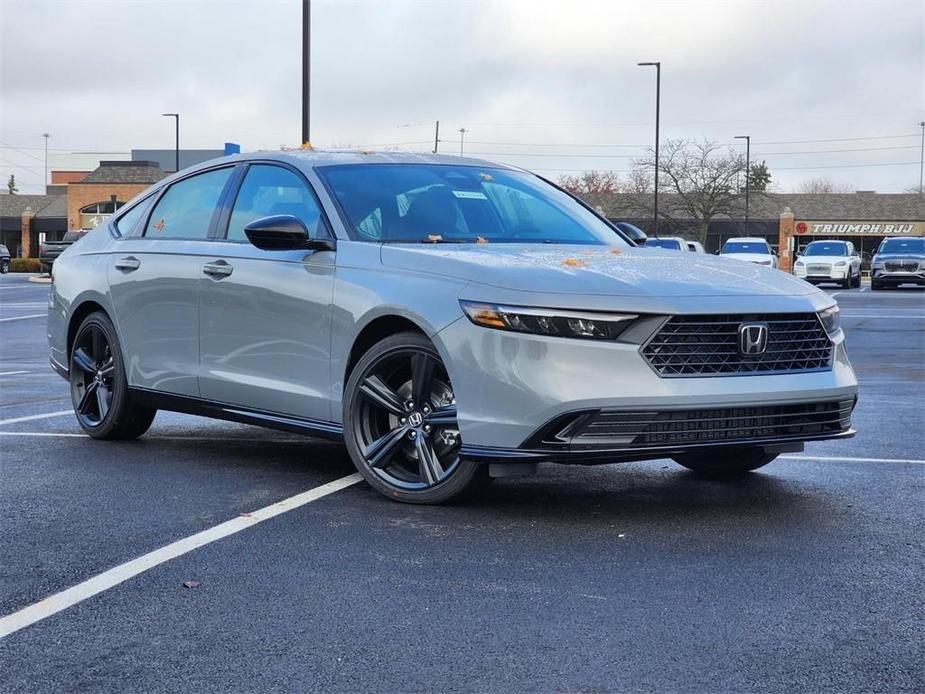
[244,215,335,252]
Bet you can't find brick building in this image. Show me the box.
[602,191,925,272]
[66,160,167,232]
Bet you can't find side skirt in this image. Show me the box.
[128,388,344,441]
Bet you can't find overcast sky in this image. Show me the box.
[1,0,923,195]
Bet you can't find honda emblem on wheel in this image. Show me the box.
[738,322,769,356]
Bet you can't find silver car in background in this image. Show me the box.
[870,237,925,290]
[48,151,858,504]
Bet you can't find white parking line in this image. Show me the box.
[782,454,925,465]
[0,410,73,426]
[0,472,362,639]
[0,370,30,377]
[0,314,44,323]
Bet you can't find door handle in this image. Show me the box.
[202,260,233,279]
[115,256,140,271]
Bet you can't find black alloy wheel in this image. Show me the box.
[69,312,156,439]
[344,332,487,504]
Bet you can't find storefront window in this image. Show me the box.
[79,200,125,229]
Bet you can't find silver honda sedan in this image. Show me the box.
[48,151,858,503]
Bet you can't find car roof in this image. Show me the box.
[169,149,520,183]
[725,237,767,243]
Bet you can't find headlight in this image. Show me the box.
[818,305,840,337]
[834,260,847,267]
[460,301,638,340]
[794,260,804,267]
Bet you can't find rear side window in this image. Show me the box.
[226,164,326,242]
[144,168,232,239]
[115,196,154,236]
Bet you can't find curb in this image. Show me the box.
[27,275,52,284]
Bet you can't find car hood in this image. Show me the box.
[380,244,816,297]
[798,257,846,264]
[874,253,925,261]
[719,253,774,264]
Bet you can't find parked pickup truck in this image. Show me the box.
[40,231,87,274]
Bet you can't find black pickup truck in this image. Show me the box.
[40,231,87,274]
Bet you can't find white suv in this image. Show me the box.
[719,237,778,268]
[793,240,862,289]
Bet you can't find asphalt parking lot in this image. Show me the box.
[1,272,923,692]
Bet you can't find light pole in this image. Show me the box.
[433,121,440,154]
[42,133,50,189]
[302,0,311,145]
[918,121,924,194]
[162,113,179,172]
[637,62,660,237]
[458,128,467,156]
[735,135,751,235]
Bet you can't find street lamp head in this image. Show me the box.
[637,61,660,67]
[162,113,178,118]
[734,135,749,140]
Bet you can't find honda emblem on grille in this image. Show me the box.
[738,322,769,356]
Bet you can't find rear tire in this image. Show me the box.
[0,260,9,274]
[672,446,778,478]
[343,331,488,504]
[69,312,156,440]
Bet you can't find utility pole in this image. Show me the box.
[919,121,924,194]
[735,135,751,235]
[433,121,440,154]
[458,128,467,157]
[162,113,179,172]
[637,62,660,237]
[302,0,311,145]
[42,133,50,189]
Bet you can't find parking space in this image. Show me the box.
[1,273,923,692]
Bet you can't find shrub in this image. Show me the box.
[10,258,42,273]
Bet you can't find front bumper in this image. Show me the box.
[793,265,849,281]
[437,311,859,453]
[871,268,925,285]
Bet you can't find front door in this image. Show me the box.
[107,166,234,397]
[198,163,335,422]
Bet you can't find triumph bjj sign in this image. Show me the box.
[794,221,925,236]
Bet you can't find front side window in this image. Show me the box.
[722,241,771,254]
[318,164,626,246]
[226,164,326,242]
[803,242,848,257]
[144,167,232,239]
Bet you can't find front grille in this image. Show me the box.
[544,400,853,448]
[642,313,832,377]
[884,260,919,272]
[807,264,831,275]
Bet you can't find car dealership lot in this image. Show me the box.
[1,273,923,692]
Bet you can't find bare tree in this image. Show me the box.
[625,163,653,195]
[796,177,853,194]
[635,138,746,244]
[557,170,621,196]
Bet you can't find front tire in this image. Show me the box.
[69,312,156,440]
[672,446,778,478]
[343,331,487,504]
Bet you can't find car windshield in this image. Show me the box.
[317,164,627,246]
[722,241,769,254]
[644,238,683,250]
[878,238,925,254]
[803,242,848,256]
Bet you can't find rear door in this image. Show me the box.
[198,162,336,421]
[107,166,234,397]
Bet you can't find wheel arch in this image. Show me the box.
[344,314,429,390]
[66,299,111,359]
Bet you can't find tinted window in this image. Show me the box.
[144,168,232,239]
[226,164,325,242]
[644,238,683,250]
[878,238,925,254]
[722,241,770,254]
[115,197,153,236]
[318,164,625,246]
[803,242,848,257]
